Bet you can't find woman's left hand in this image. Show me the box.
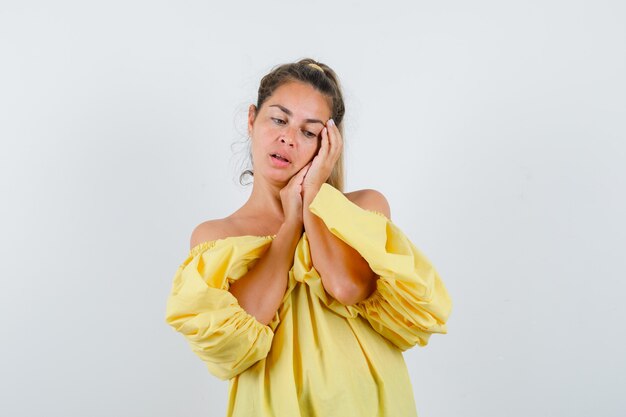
[302,119,343,193]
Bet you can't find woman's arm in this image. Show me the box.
[227,220,302,325]
[167,223,294,380]
[225,163,310,325]
[305,183,452,350]
[303,186,391,305]
[300,119,391,305]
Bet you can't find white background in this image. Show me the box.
[1,1,625,416]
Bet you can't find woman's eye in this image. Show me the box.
[303,131,316,138]
[272,118,286,125]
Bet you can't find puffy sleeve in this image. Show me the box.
[164,236,279,380]
[307,183,453,351]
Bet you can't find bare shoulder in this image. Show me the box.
[189,218,238,250]
[344,188,391,219]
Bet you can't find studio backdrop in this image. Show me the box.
[1,1,624,416]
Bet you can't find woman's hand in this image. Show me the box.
[302,119,343,193]
[280,162,312,226]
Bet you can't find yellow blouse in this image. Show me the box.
[165,183,452,417]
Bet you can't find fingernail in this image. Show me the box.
[328,119,334,126]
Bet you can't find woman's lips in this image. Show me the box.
[269,154,290,168]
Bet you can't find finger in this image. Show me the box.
[329,128,341,162]
[325,123,333,152]
[302,163,312,178]
[297,167,310,186]
[298,162,311,178]
[335,126,343,152]
[327,120,342,156]
[327,124,342,162]
[319,127,329,157]
[288,168,305,185]
[290,162,310,185]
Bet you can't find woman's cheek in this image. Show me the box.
[309,143,321,160]
[314,138,322,153]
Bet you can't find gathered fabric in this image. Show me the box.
[165,183,452,417]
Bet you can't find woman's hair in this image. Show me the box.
[239,58,346,191]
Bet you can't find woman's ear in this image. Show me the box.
[247,104,257,135]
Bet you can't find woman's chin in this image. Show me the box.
[256,167,295,184]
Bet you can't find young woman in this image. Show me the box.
[165,58,453,417]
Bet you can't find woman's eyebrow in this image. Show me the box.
[269,104,325,125]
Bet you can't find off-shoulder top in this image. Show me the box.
[165,183,452,417]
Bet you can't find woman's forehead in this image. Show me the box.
[266,81,332,118]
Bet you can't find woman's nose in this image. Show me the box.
[280,130,296,146]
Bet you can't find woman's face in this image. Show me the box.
[248,80,332,184]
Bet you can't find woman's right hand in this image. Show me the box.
[280,162,312,226]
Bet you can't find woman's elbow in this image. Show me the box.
[326,272,378,305]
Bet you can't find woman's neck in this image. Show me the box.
[240,178,286,222]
